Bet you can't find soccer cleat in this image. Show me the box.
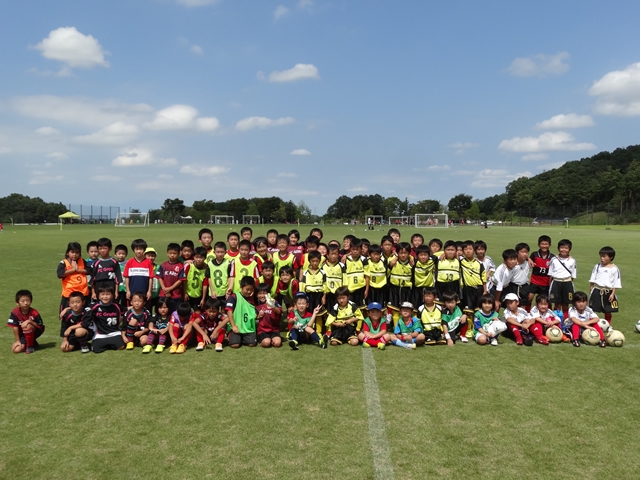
[436,338,447,345]
[215,343,223,352]
[142,345,153,354]
[126,341,135,350]
[599,340,607,348]
[460,337,469,344]
[537,336,549,345]
[81,345,91,354]
[562,334,571,343]
[572,339,580,347]
[25,346,35,354]
[377,342,386,350]
[516,339,523,346]
[362,342,371,348]
[169,344,178,354]
[322,334,330,349]
[155,344,165,354]
[177,344,186,354]
[196,342,205,351]
[425,339,436,345]
[289,339,299,350]
[490,338,498,346]
[405,343,416,350]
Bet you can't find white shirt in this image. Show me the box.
[566,306,598,327]
[480,256,496,278]
[529,306,561,323]
[503,307,530,324]
[511,261,530,286]
[588,264,621,289]
[488,263,512,291]
[548,256,576,280]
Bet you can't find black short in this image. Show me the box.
[92,335,125,354]
[306,291,325,314]
[325,292,337,311]
[258,331,282,342]
[187,296,202,312]
[387,285,413,310]
[67,329,94,347]
[116,293,128,312]
[349,288,366,309]
[329,324,357,344]
[549,281,574,305]
[366,286,388,307]
[589,287,619,313]
[511,284,530,306]
[461,286,483,314]
[528,284,550,298]
[435,281,460,302]
[228,332,257,346]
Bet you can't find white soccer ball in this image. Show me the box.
[606,330,625,347]
[598,318,611,333]
[545,326,563,343]
[635,320,640,333]
[581,328,601,346]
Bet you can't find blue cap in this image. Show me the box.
[295,292,309,301]
[367,302,383,311]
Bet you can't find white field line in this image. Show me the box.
[362,348,395,480]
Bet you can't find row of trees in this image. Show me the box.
[325,195,442,220]
[0,194,66,224]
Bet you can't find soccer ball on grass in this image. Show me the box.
[606,330,625,347]
[581,328,601,346]
[545,326,563,343]
[598,318,611,333]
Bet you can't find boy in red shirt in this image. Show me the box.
[168,302,193,354]
[358,302,389,349]
[256,283,283,348]
[8,290,45,354]
[157,242,185,313]
[192,298,227,352]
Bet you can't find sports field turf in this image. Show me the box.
[1,223,639,479]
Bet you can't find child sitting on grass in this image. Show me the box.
[8,289,46,354]
[325,286,363,346]
[389,302,424,349]
[287,293,324,350]
[256,283,283,348]
[81,284,124,354]
[528,294,561,344]
[143,298,171,353]
[502,293,535,346]
[417,287,445,345]
[440,291,467,346]
[192,298,228,352]
[123,292,151,350]
[566,291,606,348]
[358,302,389,349]
[168,302,193,354]
[226,276,258,349]
[59,291,92,353]
[473,293,506,346]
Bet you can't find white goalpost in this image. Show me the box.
[242,215,261,225]
[388,216,411,226]
[212,215,235,225]
[365,215,384,230]
[115,212,149,227]
[415,213,448,228]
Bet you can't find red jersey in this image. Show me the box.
[157,261,185,299]
[530,250,555,287]
[256,301,282,334]
[287,244,305,257]
[7,307,44,330]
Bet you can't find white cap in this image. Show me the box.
[504,293,519,301]
[400,301,414,309]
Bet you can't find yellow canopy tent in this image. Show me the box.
[58,211,80,230]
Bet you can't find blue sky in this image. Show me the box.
[1,0,640,214]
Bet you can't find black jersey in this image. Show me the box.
[122,308,151,329]
[82,302,122,337]
[92,258,123,285]
[61,307,91,335]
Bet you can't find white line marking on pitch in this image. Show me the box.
[362,348,395,480]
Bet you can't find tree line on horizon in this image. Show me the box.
[2,145,639,224]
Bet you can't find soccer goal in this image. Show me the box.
[415,213,448,228]
[115,212,149,227]
[212,215,235,225]
[242,215,261,225]
[389,216,411,226]
[365,215,384,229]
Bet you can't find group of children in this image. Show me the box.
[7,226,622,354]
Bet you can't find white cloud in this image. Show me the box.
[112,148,178,167]
[290,149,311,155]
[498,131,596,153]
[589,63,640,116]
[29,171,64,185]
[521,153,549,161]
[348,187,367,193]
[33,27,109,71]
[144,105,219,131]
[90,175,121,182]
[265,64,320,82]
[12,95,153,128]
[190,44,204,55]
[298,0,313,8]
[35,126,60,135]
[274,5,290,19]
[46,152,68,160]
[277,172,298,178]
[471,169,531,188]
[73,122,139,145]
[426,165,451,171]
[535,114,595,129]
[506,52,570,77]
[0,147,11,154]
[180,165,229,176]
[449,142,479,149]
[136,181,164,190]
[176,0,220,6]
[235,116,295,131]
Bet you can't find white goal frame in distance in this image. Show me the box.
[414,213,449,228]
[212,215,235,225]
[365,215,384,226]
[388,216,411,226]
[115,212,149,227]
[242,215,261,225]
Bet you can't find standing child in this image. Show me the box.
[358,302,389,349]
[81,284,124,354]
[206,242,229,300]
[92,237,123,303]
[487,249,518,312]
[114,244,128,312]
[225,276,258,348]
[59,291,92,353]
[183,247,210,312]
[588,246,621,326]
[192,298,228,352]
[380,236,397,264]
[527,236,554,304]
[343,238,368,310]
[412,245,437,308]
[143,298,171,353]
[296,236,322,279]
[410,233,424,258]
[364,244,389,307]
[145,248,161,314]
[434,240,461,302]
[417,287,445,345]
[124,239,154,303]
[168,302,193,354]
[85,240,99,298]
[460,240,487,337]
[273,234,296,281]
[252,237,272,273]
[258,261,277,296]
[256,283,283,348]
[179,240,195,264]
[511,243,531,311]
[198,228,214,257]
[387,242,414,325]
[57,242,89,312]
[225,232,240,261]
[566,291,606,348]
[474,240,496,280]
[548,239,576,321]
[157,243,185,313]
[389,302,424,349]
[440,291,468,345]
[227,240,259,295]
[300,251,326,333]
[240,227,255,255]
[266,229,279,255]
[325,286,363,346]
[8,290,45,354]
[287,229,305,257]
[473,294,507,346]
[287,293,323,350]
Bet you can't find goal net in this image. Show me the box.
[115,212,149,227]
[415,213,448,228]
[212,215,235,225]
[242,215,261,225]
[388,216,411,226]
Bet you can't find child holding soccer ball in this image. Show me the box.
[473,294,507,346]
[566,291,606,348]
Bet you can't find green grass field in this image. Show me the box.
[1,223,639,479]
